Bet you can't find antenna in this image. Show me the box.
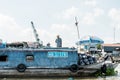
[75,17,80,39]
[113,27,116,42]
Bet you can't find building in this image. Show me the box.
[76,35,104,52]
[102,43,120,53]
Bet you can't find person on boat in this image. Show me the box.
[55,35,62,47]
[46,42,51,47]
[0,39,6,48]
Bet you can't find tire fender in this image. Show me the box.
[16,64,26,72]
[70,64,78,72]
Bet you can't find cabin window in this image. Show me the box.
[26,55,34,61]
[0,55,8,62]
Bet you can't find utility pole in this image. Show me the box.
[75,17,80,39]
[113,27,116,42]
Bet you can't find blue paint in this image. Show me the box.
[0,48,78,69]
[0,43,6,48]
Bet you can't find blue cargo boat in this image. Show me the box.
[0,43,79,72]
[0,41,118,78]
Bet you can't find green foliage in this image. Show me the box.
[105,68,117,76]
[95,68,117,77]
[97,44,102,49]
[94,70,103,77]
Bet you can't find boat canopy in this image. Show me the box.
[76,35,104,45]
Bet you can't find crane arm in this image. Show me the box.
[31,21,42,48]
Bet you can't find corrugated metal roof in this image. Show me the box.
[102,44,120,47]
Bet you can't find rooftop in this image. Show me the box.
[102,43,120,47]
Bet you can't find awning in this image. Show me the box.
[76,35,104,45]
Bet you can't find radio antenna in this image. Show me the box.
[75,17,80,39]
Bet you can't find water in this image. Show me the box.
[0,64,120,80]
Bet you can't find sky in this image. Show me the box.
[0,0,120,47]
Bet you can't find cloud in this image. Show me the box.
[84,0,97,7]
[103,35,120,44]
[82,13,95,25]
[59,6,79,19]
[0,14,35,42]
[0,14,23,42]
[108,8,120,31]
[108,8,120,22]
[0,14,20,31]
[103,36,114,43]
[94,8,104,16]
[81,8,104,25]
[116,24,120,29]
[51,24,71,33]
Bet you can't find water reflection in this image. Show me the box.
[0,64,120,80]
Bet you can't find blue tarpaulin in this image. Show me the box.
[77,35,104,45]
